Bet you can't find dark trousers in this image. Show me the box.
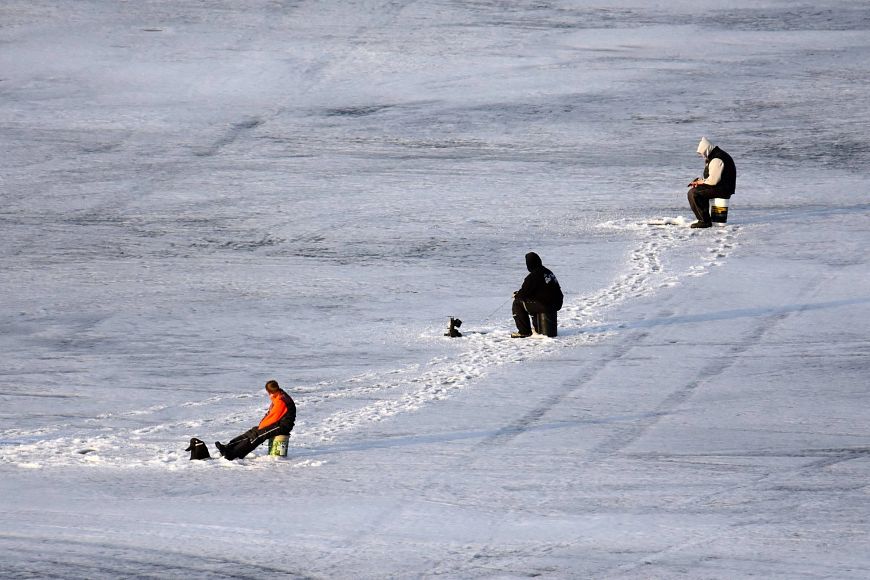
[221,420,293,460]
[688,185,729,224]
[513,299,550,336]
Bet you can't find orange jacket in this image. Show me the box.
[258,389,296,430]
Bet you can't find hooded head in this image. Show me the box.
[696,137,714,159]
[525,252,542,272]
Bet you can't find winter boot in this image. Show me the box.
[215,441,233,460]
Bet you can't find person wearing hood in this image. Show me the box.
[687,137,737,228]
[215,380,296,461]
[511,252,564,338]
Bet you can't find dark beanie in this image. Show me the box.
[525,252,542,272]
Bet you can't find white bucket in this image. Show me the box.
[710,198,729,226]
[268,435,289,457]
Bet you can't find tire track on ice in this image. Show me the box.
[0,534,308,579]
[590,263,819,459]
[479,332,647,448]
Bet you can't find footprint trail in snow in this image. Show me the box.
[0,219,741,468]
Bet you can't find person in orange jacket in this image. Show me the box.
[215,380,296,460]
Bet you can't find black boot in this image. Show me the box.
[215,441,234,460]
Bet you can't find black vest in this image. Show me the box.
[704,146,737,197]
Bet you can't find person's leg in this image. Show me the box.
[514,300,550,337]
[217,427,261,460]
[512,298,533,336]
[218,419,295,460]
[233,423,292,459]
[687,187,705,222]
[688,185,720,226]
[229,434,266,460]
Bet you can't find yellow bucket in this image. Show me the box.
[268,435,289,457]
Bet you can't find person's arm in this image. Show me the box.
[515,272,538,301]
[703,158,724,185]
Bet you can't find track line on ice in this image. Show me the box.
[589,265,819,460]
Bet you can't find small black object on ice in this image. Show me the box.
[445,317,462,337]
[185,437,211,460]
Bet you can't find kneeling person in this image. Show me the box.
[216,380,296,460]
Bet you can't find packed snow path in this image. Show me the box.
[0,221,740,467]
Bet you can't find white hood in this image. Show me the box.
[697,137,714,158]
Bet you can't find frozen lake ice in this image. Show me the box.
[1,1,869,577]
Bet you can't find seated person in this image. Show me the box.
[216,380,295,460]
[688,137,737,228]
[511,252,563,338]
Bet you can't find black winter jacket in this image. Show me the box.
[515,252,563,310]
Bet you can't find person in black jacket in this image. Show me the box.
[687,137,737,228]
[511,252,563,338]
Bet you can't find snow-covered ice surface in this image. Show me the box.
[1,0,869,577]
